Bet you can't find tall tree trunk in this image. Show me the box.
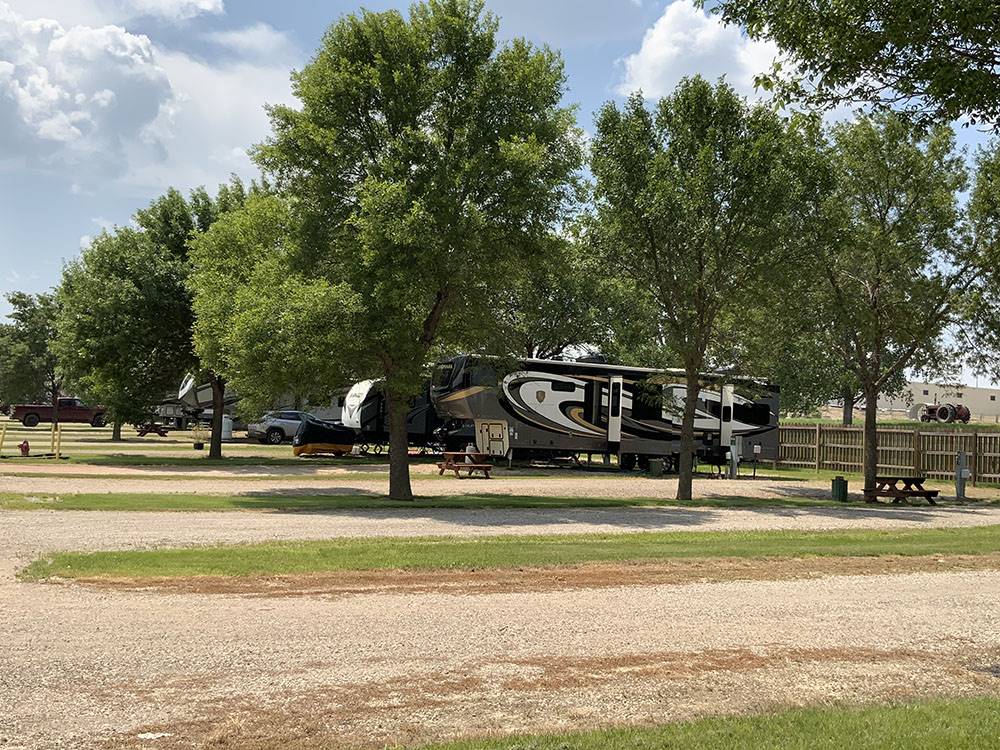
[386,389,413,501]
[112,420,123,441]
[676,367,702,502]
[863,383,879,491]
[841,388,854,426]
[209,373,225,460]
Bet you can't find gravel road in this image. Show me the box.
[0,472,799,497]
[6,461,998,504]
[0,473,981,502]
[4,498,1000,749]
[4,566,999,749]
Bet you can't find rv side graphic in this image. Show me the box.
[430,355,779,468]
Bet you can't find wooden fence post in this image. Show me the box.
[814,423,822,472]
[913,429,922,476]
[972,431,979,487]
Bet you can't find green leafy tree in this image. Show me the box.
[591,76,800,501]
[707,0,1000,127]
[134,188,196,261]
[964,143,1000,381]
[55,228,194,440]
[735,264,910,423]
[0,292,63,419]
[188,193,359,421]
[252,0,582,500]
[490,235,614,360]
[133,181,248,459]
[804,113,982,489]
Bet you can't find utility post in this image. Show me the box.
[955,450,969,500]
[728,436,740,479]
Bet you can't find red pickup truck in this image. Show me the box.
[11,398,107,428]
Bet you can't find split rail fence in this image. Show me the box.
[777,425,1000,485]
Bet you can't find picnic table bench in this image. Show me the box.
[864,476,939,505]
[438,451,492,479]
[136,423,171,438]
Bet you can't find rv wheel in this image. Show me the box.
[619,453,637,472]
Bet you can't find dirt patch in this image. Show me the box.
[497,646,932,690]
[106,647,1000,750]
[74,552,1000,599]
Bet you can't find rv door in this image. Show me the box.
[720,384,734,449]
[607,376,623,452]
[476,420,509,457]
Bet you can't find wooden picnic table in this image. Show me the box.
[136,423,171,438]
[864,476,939,505]
[438,451,492,479]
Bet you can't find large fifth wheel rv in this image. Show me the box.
[429,355,779,469]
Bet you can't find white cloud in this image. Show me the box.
[0,4,173,172]
[206,22,296,60]
[0,2,298,191]
[121,0,222,22]
[618,0,779,99]
[3,0,222,25]
[121,47,296,189]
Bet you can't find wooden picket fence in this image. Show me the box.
[778,425,1000,485]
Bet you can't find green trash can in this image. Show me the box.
[648,457,664,477]
[831,475,848,502]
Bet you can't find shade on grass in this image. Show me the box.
[22,524,1000,580]
[411,698,1000,750]
[0,492,866,512]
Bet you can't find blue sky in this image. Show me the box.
[0,0,662,317]
[0,0,993,354]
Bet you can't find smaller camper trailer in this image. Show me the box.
[341,378,472,451]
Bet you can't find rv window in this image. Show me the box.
[584,381,603,425]
[722,405,732,423]
[734,401,772,426]
[611,382,621,418]
[552,381,576,393]
[631,386,661,420]
[702,398,722,419]
[432,364,454,388]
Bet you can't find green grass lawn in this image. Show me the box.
[411,698,1000,750]
[22,524,1000,580]
[0,491,881,512]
